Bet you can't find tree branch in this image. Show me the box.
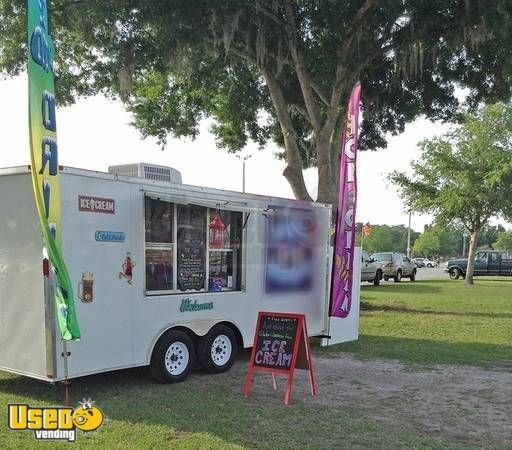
[311,81,330,106]
[226,42,258,66]
[283,0,322,135]
[252,3,285,28]
[262,67,312,201]
[340,0,380,60]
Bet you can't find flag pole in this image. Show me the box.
[360,223,365,251]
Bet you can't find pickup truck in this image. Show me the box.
[445,250,512,279]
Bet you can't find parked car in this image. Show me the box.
[423,258,438,267]
[360,250,383,286]
[412,258,426,268]
[445,250,512,279]
[371,252,417,282]
[413,257,437,268]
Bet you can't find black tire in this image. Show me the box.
[427,263,433,268]
[410,269,416,282]
[384,276,389,282]
[150,330,195,383]
[373,270,382,286]
[394,269,402,283]
[197,324,238,374]
[449,268,462,280]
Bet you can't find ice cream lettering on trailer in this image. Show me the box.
[0,163,360,383]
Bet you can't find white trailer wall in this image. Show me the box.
[57,169,331,379]
[0,171,48,380]
[0,167,338,381]
[58,172,136,378]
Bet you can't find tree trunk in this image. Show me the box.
[315,130,333,203]
[262,68,312,201]
[317,110,344,205]
[465,228,480,285]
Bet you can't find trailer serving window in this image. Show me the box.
[207,209,243,291]
[145,197,174,291]
[144,196,243,295]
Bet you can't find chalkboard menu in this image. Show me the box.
[244,312,317,404]
[253,314,300,371]
[177,205,206,291]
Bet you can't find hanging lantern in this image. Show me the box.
[209,211,226,249]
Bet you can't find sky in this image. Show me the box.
[0,73,484,233]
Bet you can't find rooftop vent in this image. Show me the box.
[108,163,182,184]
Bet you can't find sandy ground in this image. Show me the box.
[195,353,512,445]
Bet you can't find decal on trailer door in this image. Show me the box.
[119,252,135,284]
[27,0,80,339]
[78,195,116,214]
[78,272,94,303]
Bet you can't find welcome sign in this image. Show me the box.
[28,0,80,340]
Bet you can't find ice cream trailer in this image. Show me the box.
[0,163,360,383]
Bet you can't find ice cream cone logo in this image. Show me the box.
[78,272,94,303]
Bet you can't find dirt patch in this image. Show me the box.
[193,352,512,445]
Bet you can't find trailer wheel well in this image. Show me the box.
[215,321,243,350]
[149,322,243,363]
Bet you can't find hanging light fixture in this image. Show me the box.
[209,210,226,249]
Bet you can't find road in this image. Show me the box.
[414,266,446,281]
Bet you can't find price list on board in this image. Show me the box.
[177,205,206,291]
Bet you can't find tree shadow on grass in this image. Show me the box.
[361,282,443,295]
[0,364,448,449]
[320,335,512,370]
[473,277,512,283]
[1,345,508,448]
[360,301,512,319]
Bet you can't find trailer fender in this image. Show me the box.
[147,320,242,365]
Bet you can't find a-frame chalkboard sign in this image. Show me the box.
[243,312,317,405]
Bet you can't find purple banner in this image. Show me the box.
[330,83,362,318]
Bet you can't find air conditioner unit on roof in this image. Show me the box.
[108,163,182,184]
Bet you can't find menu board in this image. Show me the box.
[244,312,316,405]
[253,314,300,371]
[177,205,206,291]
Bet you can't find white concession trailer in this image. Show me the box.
[0,164,359,383]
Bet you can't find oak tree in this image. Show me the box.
[1,1,512,202]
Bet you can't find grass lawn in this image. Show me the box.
[0,278,509,448]
[0,366,473,450]
[322,277,512,368]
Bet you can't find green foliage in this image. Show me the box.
[2,1,512,200]
[391,102,512,234]
[412,223,464,258]
[477,224,507,249]
[357,223,419,254]
[412,230,440,257]
[494,230,512,251]
[391,102,512,282]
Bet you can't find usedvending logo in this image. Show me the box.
[8,398,104,442]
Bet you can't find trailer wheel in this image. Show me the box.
[150,330,195,383]
[197,325,238,374]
